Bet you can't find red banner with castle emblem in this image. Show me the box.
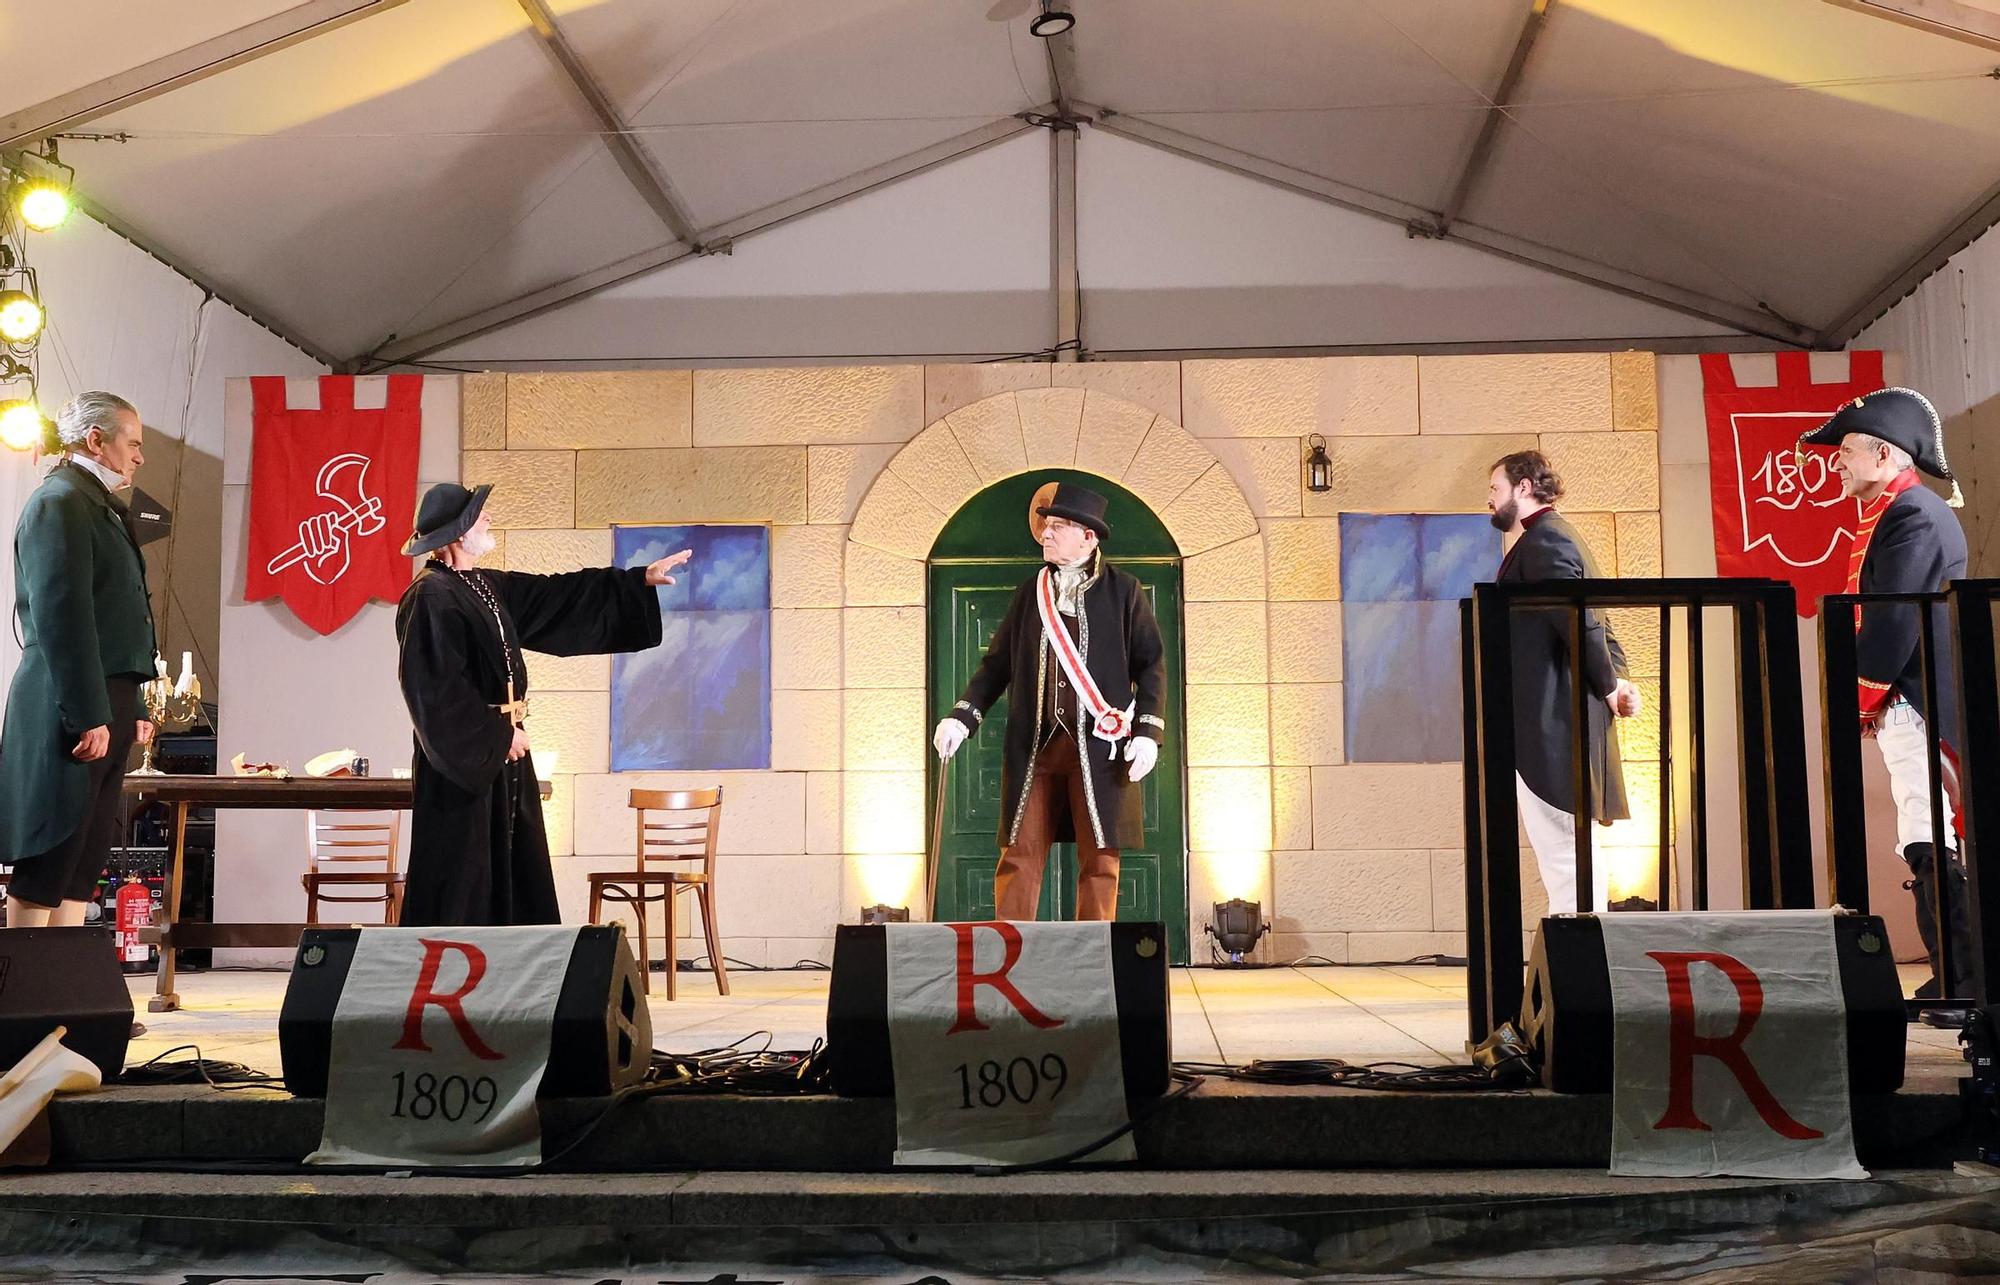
[1702,352,1883,618]
[245,375,421,636]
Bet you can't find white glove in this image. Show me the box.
[1124,735,1158,782]
[933,718,968,760]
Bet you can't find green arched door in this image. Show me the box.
[927,470,1188,962]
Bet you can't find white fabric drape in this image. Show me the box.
[1855,224,2000,573]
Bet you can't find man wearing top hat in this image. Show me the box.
[1799,387,1971,998]
[395,482,691,927]
[931,481,1167,922]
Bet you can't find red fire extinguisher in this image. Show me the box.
[115,878,153,973]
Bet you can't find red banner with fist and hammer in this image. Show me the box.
[1702,351,1884,618]
[246,375,421,636]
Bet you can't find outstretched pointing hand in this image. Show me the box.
[645,548,694,586]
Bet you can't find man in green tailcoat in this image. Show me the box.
[1,392,158,928]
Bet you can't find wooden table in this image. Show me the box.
[123,774,550,1012]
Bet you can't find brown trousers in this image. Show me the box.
[995,731,1120,921]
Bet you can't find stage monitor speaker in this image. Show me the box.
[1521,914,1906,1095]
[0,927,134,1080]
[278,926,651,1098]
[822,921,1171,1098]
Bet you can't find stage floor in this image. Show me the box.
[125,961,1973,1079]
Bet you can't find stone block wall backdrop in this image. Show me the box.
[447,354,1662,967]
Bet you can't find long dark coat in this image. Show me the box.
[945,561,1166,851]
[1854,482,1967,747]
[395,564,661,926]
[0,462,156,861]
[1496,510,1630,822]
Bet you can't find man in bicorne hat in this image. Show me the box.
[395,482,690,927]
[1799,387,1971,998]
[932,482,1167,922]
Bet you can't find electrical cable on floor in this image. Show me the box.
[536,1032,829,1169]
[673,955,830,973]
[1206,942,1469,969]
[643,1031,829,1095]
[1173,1022,1538,1093]
[111,1043,285,1092]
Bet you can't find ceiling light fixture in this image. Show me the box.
[17,182,69,232]
[11,138,75,232]
[1030,4,1075,37]
[0,290,44,344]
[0,398,47,452]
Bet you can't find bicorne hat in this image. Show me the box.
[1796,387,1962,508]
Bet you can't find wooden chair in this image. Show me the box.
[588,787,727,1000]
[301,810,404,925]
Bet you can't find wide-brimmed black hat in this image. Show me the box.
[1036,482,1111,540]
[1797,387,1962,507]
[402,481,493,556]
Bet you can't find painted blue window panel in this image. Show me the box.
[1341,513,1502,763]
[610,524,771,771]
[1338,514,1420,603]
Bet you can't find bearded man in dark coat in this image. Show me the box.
[395,482,689,927]
[1486,450,1642,914]
[931,482,1167,922]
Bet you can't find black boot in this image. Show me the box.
[1904,843,1976,1000]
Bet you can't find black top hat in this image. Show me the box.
[1797,387,1962,507]
[402,481,493,556]
[1035,482,1112,540]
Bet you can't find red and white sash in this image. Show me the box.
[1036,567,1134,757]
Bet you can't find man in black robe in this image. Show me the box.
[395,482,689,927]
[931,482,1167,921]
[1486,450,1641,914]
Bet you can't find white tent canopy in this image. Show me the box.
[5,0,2000,368]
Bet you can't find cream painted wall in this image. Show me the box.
[439,356,1662,966]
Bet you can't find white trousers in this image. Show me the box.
[1518,774,1610,914]
[1873,699,1958,857]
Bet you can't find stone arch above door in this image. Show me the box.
[844,387,1265,603]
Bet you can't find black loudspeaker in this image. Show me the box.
[0,927,134,1080]
[823,921,1172,1097]
[277,927,651,1098]
[1521,914,1906,1094]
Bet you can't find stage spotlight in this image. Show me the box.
[1030,5,1075,36]
[17,182,69,232]
[0,399,47,452]
[859,903,910,925]
[0,290,43,344]
[1207,898,1269,964]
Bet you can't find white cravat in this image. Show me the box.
[67,453,128,494]
[1051,553,1092,616]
